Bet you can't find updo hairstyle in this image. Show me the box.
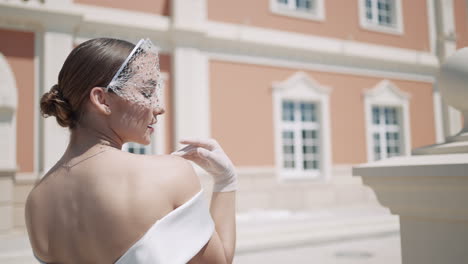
[40,38,134,129]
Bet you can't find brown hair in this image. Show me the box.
[40,38,135,129]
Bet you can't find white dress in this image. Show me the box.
[34,190,215,264]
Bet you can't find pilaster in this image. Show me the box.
[171,0,210,150]
[39,30,73,172]
[171,47,210,150]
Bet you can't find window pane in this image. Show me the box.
[126,142,150,155]
[282,130,295,169]
[302,129,319,170]
[278,0,288,4]
[372,105,402,160]
[372,107,380,124]
[296,0,312,10]
[282,101,295,121]
[301,102,316,122]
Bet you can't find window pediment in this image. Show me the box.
[364,80,410,106]
[273,72,331,100]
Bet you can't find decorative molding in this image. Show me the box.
[172,47,211,151]
[0,1,438,76]
[273,72,332,181]
[207,51,435,83]
[363,80,411,162]
[204,21,437,72]
[363,79,411,103]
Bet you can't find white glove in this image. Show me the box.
[171,138,238,192]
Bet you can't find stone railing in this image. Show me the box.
[353,48,468,264]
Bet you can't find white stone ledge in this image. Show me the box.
[74,4,170,33]
[205,21,439,69]
[353,153,468,177]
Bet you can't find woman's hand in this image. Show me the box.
[171,138,237,192]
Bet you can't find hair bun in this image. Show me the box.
[40,84,75,128]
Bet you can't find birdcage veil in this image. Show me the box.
[106,38,163,110]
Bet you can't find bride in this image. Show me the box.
[25,38,237,264]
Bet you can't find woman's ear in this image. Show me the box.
[89,87,111,115]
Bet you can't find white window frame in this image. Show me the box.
[122,72,168,155]
[270,0,326,22]
[364,80,411,162]
[358,0,404,35]
[273,72,331,181]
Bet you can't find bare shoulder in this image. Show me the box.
[138,154,202,207]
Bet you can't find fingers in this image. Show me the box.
[172,146,213,160]
[171,144,196,155]
[179,137,218,151]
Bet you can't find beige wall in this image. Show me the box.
[74,0,170,15]
[208,0,430,51]
[0,29,35,173]
[455,0,468,49]
[210,60,436,166]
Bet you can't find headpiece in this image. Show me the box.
[106,38,163,110]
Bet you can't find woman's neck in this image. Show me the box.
[65,125,122,158]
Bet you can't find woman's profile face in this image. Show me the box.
[104,38,164,146]
[109,93,164,146]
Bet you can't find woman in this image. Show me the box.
[25,38,237,264]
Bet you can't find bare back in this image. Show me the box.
[25,149,201,264]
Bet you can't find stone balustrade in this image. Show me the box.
[353,48,468,264]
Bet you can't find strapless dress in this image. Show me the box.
[34,189,214,264]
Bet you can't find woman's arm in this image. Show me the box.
[172,138,238,263]
[210,191,236,263]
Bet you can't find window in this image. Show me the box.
[270,0,325,21]
[273,72,331,180]
[359,0,403,34]
[122,142,152,155]
[364,80,411,161]
[281,101,321,172]
[370,106,402,160]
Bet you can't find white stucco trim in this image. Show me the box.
[0,53,18,171]
[273,72,332,182]
[172,48,210,151]
[204,21,437,69]
[40,31,73,174]
[363,80,411,162]
[1,2,438,73]
[357,0,404,35]
[207,52,435,83]
[433,89,445,143]
[426,0,437,54]
[269,0,325,22]
[172,0,206,31]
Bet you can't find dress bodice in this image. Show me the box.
[34,190,214,264]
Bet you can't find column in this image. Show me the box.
[171,0,210,150]
[435,0,462,138]
[172,47,210,150]
[39,30,73,173]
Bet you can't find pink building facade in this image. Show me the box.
[0,0,466,231]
